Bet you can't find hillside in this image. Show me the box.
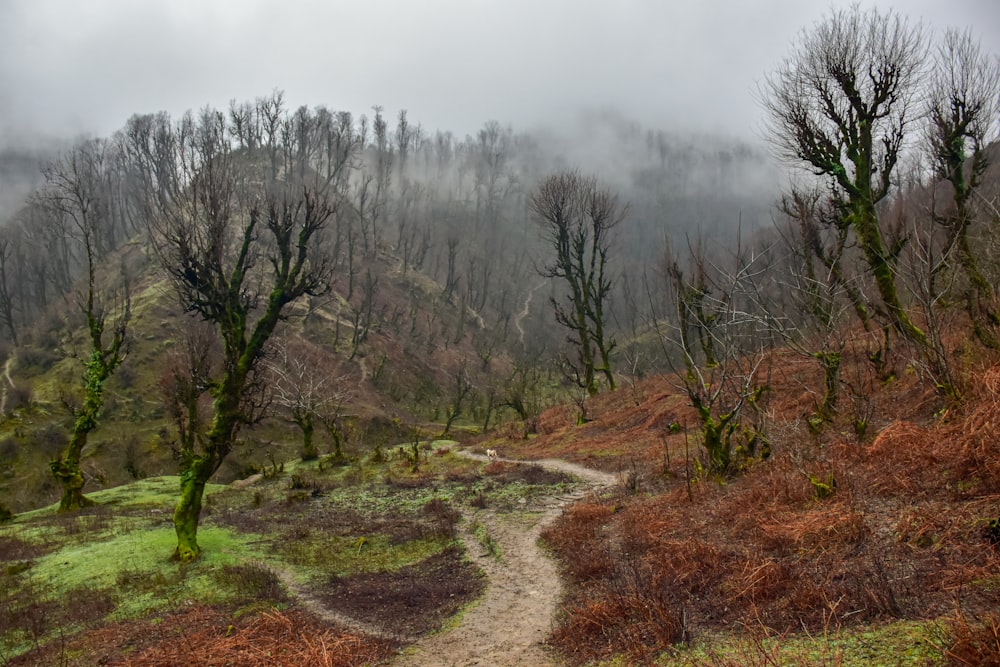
[0,235,527,513]
[1,339,999,665]
[1,22,1000,662]
[522,349,1000,665]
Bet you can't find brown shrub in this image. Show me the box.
[539,360,1000,662]
[542,502,617,582]
[551,558,685,665]
[943,610,1000,666]
[120,607,392,667]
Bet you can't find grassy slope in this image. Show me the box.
[0,443,580,664]
[515,348,1000,666]
[0,241,514,514]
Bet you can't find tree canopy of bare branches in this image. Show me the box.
[531,171,627,395]
[130,98,354,561]
[760,5,928,345]
[37,138,131,511]
[924,27,1000,347]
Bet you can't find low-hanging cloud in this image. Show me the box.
[1,0,997,147]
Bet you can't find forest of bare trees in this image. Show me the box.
[0,5,997,562]
[3,8,1000,667]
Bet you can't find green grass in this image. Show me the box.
[471,521,502,560]
[279,534,454,580]
[0,443,579,662]
[0,520,272,657]
[650,620,945,666]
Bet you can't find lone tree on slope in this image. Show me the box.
[130,100,353,561]
[530,171,627,396]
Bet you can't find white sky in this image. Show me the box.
[1,0,998,146]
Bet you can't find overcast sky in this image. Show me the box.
[1,0,998,148]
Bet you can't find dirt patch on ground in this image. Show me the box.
[319,546,485,639]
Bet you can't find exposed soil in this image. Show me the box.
[317,546,485,640]
[391,451,617,667]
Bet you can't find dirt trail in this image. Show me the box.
[393,451,617,667]
[513,281,547,346]
[0,353,14,415]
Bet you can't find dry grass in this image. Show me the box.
[8,605,393,667]
[537,351,1000,664]
[121,607,391,667]
[942,609,1000,666]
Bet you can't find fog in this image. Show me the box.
[2,0,998,147]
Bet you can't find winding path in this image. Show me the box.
[513,281,547,346]
[0,353,14,415]
[393,451,616,667]
[265,449,616,664]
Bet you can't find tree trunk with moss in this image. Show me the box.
[173,461,211,562]
[814,350,842,423]
[51,295,128,511]
[172,377,242,562]
[847,141,928,348]
[296,411,317,461]
[694,400,736,474]
[138,103,342,561]
[51,445,95,511]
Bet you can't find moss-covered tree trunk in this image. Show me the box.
[576,302,597,396]
[53,384,101,510]
[51,437,96,512]
[173,459,212,562]
[592,295,616,392]
[297,412,317,461]
[848,132,927,348]
[693,400,736,474]
[814,350,842,422]
[949,166,998,349]
[172,386,241,562]
[51,341,124,511]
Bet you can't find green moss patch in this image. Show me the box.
[657,620,944,666]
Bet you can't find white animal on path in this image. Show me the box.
[486,448,498,459]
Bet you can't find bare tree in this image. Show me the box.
[137,103,345,561]
[160,320,216,465]
[655,235,771,474]
[0,234,17,345]
[440,362,474,438]
[750,190,860,428]
[531,171,627,395]
[38,139,131,511]
[924,27,1000,348]
[760,5,928,346]
[500,359,546,435]
[268,337,352,461]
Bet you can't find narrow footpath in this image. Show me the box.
[393,451,616,667]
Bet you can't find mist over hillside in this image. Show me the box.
[2,3,1000,665]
